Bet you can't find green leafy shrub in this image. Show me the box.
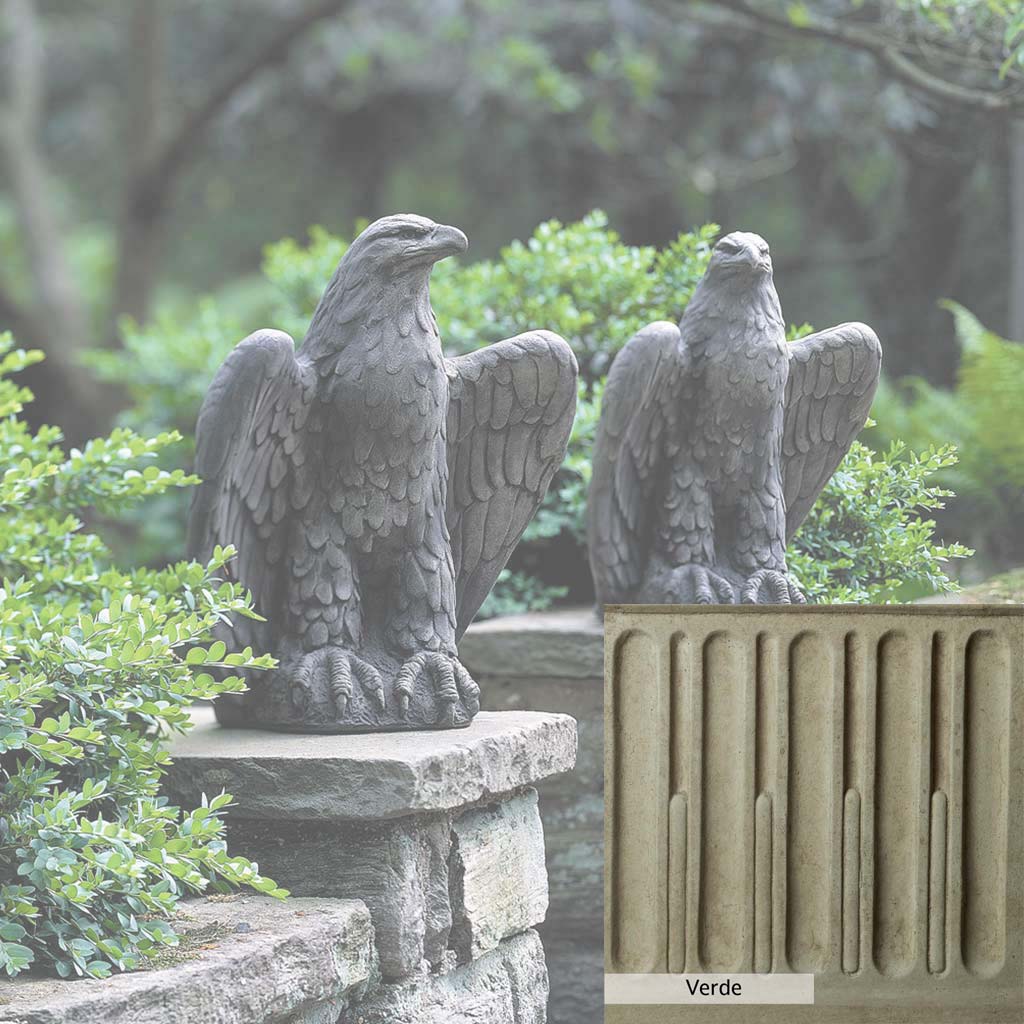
[430,213,718,381]
[871,302,1024,569]
[86,213,970,608]
[787,435,971,602]
[0,336,284,980]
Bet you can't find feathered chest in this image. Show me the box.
[312,325,449,511]
[325,325,447,433]
[692,312,789,421]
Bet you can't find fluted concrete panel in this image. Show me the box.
[873,630,926,978]
[962,630,1012,978]
[787,631,840,973]
[605,627,665,973]
[605,605,1024,1023]
[698,632,753,971]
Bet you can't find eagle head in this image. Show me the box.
[303,214,469,351]
[345,214,468,274]
[708,231,773,279]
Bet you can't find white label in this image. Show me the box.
[605,973,815,1005]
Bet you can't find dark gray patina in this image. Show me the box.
[587,230,881,606]
[188,214,577,731]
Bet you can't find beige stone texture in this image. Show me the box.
[604,605,1024,1023]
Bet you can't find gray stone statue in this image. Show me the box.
[587,230,881,607]
[188,214,577,732]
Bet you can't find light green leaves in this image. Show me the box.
[0,346,282,978]
[788,436,972,602]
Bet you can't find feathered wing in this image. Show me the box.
[186,329,317,650]
[586,321,684,606]
[445,331,578,638]
[782,322,882,542]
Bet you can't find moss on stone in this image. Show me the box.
[140,919,235,972]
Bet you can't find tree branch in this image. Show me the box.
[694,0,1024,115]
[110,0,352,327]
[2,0,42,130]
[127,0,352,219]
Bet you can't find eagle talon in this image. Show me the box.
[394,651,479,725]
[284,647,384,720]
[656,563,735,605]
[741,569,805,605]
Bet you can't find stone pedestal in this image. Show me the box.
[460,608,603,1024]
[163,708,576,1023]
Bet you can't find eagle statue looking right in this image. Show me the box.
[587,231,882,607]
[188,214,577,732]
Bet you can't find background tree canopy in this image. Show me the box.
[1,0,1021,586]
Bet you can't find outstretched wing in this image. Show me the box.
[186,329,316,647]
[445,331,578,638]
[586,321,685,607]
[782,322,882,541]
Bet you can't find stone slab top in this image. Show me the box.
[460,606,602,679]
[0,895,374,1024]
[163,708,577,822]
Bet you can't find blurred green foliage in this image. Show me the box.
[87,213,969,608]
[871,302,1024,569]
[0,337,284,980]
[5,0,1018,459]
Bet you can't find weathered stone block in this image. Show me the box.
[0,896,375,1024]
[225,817,451,980]
[342,930,547,1024]
[605,605,1024,1023]
[163,708,576,989]
[165,708,576,822]
[449,789,549,961]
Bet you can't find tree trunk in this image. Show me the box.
[1009,120,1024,342]
[110,0,167,330]
[0,0,107,441]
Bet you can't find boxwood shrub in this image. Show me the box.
[0,337,284,979]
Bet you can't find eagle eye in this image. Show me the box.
[717,240,742,255]
[393,225,425,241]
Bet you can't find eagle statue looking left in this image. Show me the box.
[187,214,578,733]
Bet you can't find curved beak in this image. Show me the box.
[427,223,468,258]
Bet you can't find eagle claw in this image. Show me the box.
[395,652,480,727]
[289,647,385,718]
[645,563,736,604]
[741,569,806,605]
